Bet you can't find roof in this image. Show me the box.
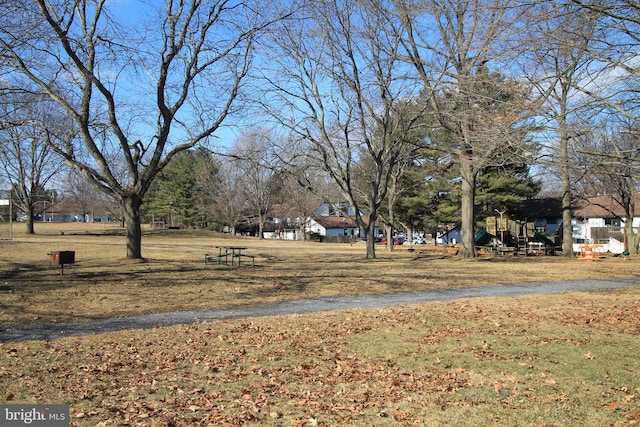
[511,195,640,220]
[312,216,359,229]
[573,194,640,218]
[512,197,562,219]
[270,204,300,218]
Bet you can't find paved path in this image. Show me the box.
[1,277,638,342]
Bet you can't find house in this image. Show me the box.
[437,226,461,245]
[572,194,640,254]
[305,203,383,240]
[36,197,112,223]
[313,202,358,217]
[307,215,362,238]
[263,204,306,240]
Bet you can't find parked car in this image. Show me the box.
[380,237,403,245]
[412,236,426,245]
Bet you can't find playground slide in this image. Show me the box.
[475,230,493,246]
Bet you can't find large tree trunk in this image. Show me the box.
[258,214,265,239]
[459,160,477,258]
[365,212,377,259]
[629,229,640,255]
[561,191,573,257]
[624,219,634,254]
[386,191,396,253]
[560,133,574,257]
[626,197,638,254]
[123,194,143,259]
[385,224,394,252]
[25,208,35,234]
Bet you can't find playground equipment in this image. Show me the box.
[483,215,557,256]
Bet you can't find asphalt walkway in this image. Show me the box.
[1,277,638,342]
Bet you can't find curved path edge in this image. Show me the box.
[2,277,639,342]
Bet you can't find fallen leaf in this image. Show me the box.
[268,410,282,419]
[394,410,410,421]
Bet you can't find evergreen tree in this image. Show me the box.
[412,65,537,254]
[142,150,206,228]
[475,164,541,223]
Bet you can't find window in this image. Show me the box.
[604,218,621,227]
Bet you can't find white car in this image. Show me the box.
[412,236,426,245]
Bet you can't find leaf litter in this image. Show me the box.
[1,289,639,426]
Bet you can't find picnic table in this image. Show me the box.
[527,241,545,256]
[205,246,254,267]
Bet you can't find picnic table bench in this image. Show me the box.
[205,246,255,267]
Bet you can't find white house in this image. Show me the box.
[313,202,358,217]
[307,215,362,238]
[572,194,640,254]
[311,203,385,239]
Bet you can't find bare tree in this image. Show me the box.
[0,92,66,233]
[351,120,418,251]
[229,128,280,238]
[205,156,247,235]
[62,168,105,223]
[0,0,285,258]
[263,0,423,258]
[570,0,640,122]
[574,126,640,254]
[522,2,601,257]
[395,0,537,257]
[276,168,323,240]
[532,1,638,256]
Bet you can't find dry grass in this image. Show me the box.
[1,222,639,324]
[1,223,640,426]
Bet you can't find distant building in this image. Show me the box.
[306,203,383,240]
[307,215,361,238]
[511,197,563,240]
[572,194,640,254]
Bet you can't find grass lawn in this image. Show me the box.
[1,223,639,426]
